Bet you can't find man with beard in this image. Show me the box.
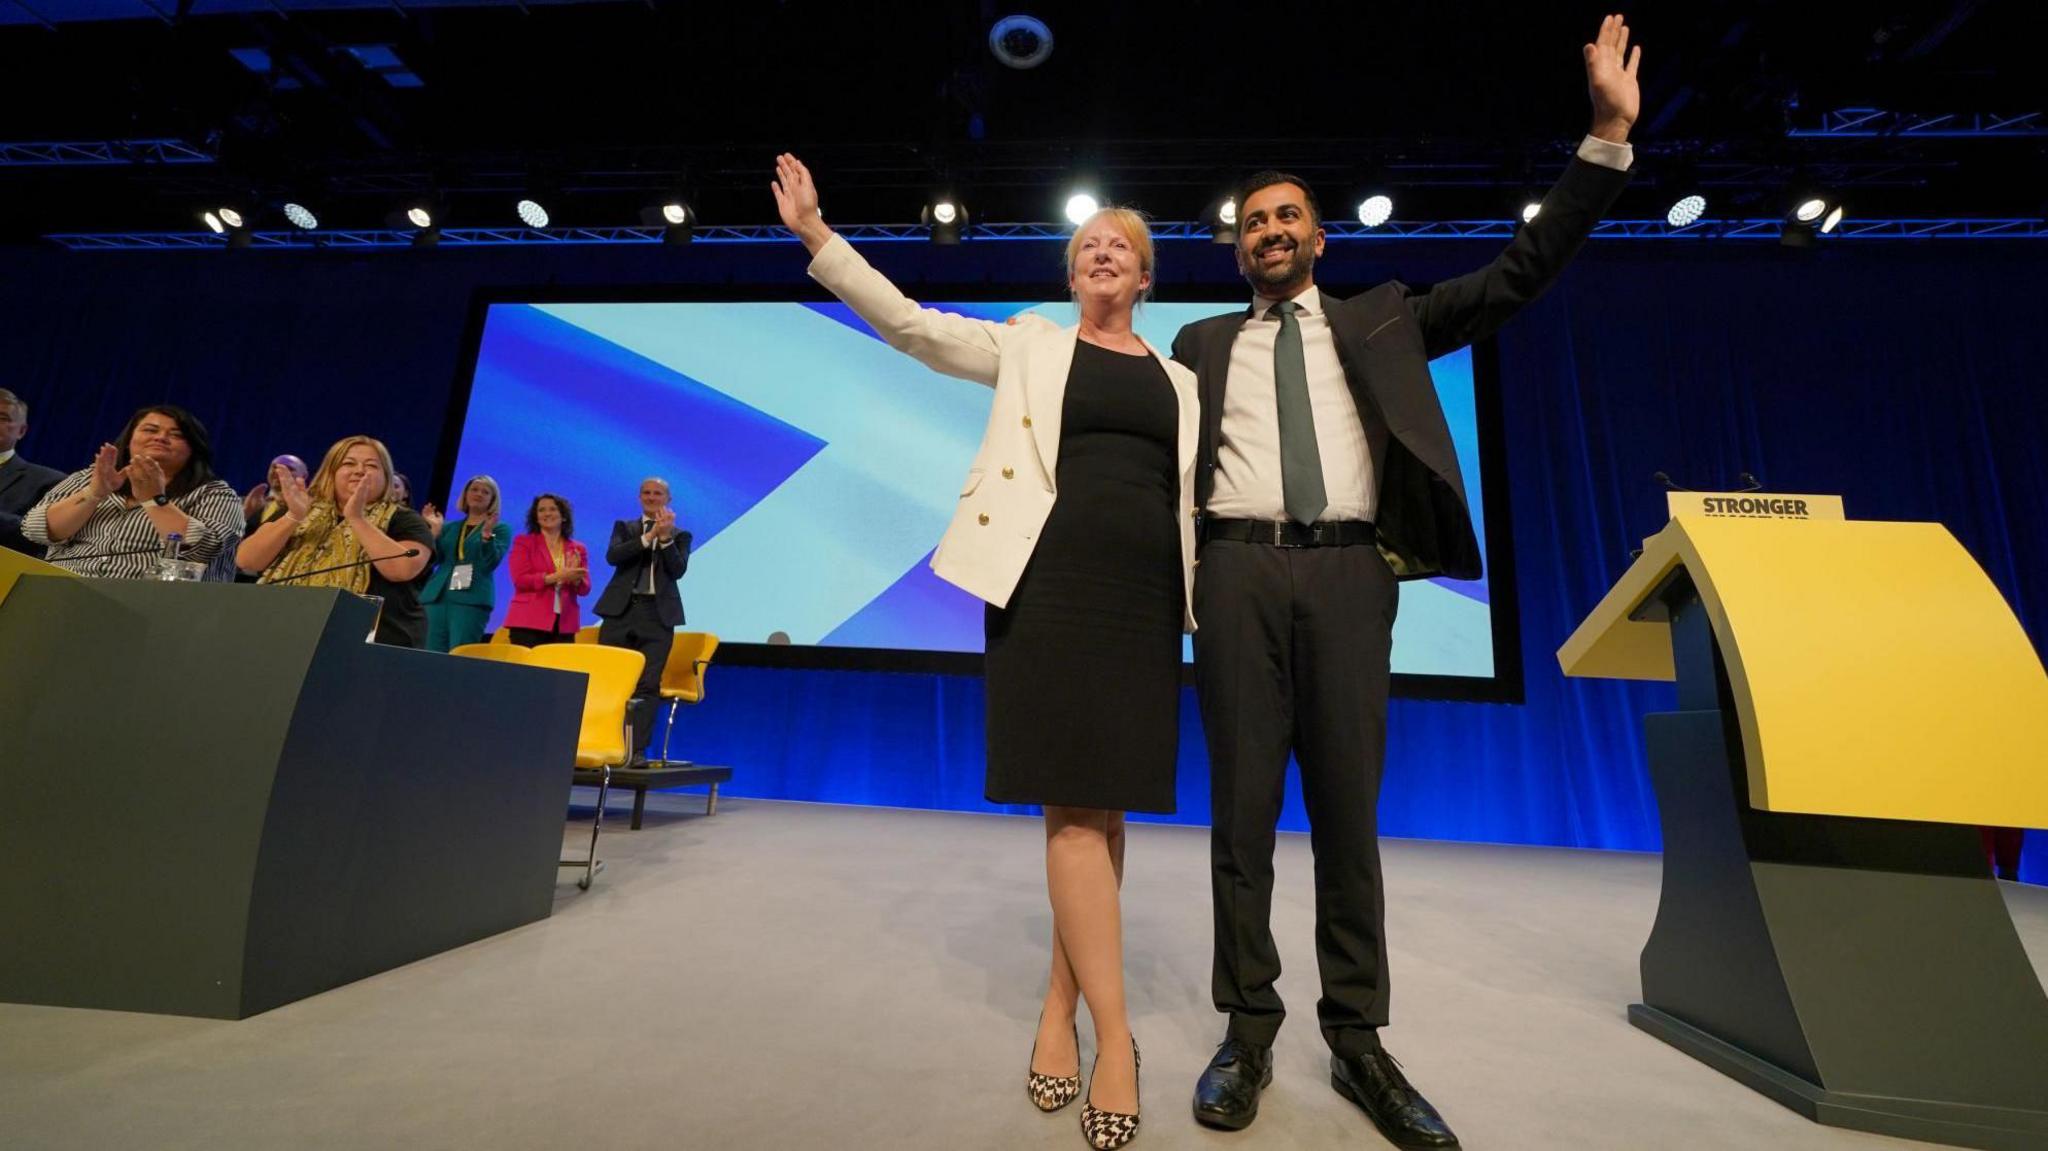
[1173,15,1643,1148]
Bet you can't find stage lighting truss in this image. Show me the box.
[0,138,216,166]
[1788,109,2045,138]
[47,217,2048,252]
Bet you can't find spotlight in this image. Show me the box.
[515,199,550,229]
[922,198,966,244]
[1520,200,1543,224]
[1665,193,1707,228]
[406,206,434,229]
[283,202,319,230]
[218,207,245,229]
[201,211,226,234]
[1781,187,1837,243]
[1206,197,1238,245]
[655,200,694,246]
[989,14,1054,70]
[1356,194,1394,228]
[1064,192,1100,226]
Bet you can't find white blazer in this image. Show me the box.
[808,234,1201,632]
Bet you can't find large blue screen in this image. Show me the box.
[451,299,1498,680]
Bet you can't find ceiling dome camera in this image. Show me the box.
[989,15,1054,70]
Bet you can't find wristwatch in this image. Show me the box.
[149,493,172,507]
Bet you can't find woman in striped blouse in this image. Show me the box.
[21,404,243,579]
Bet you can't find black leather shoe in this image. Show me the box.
[1330,1048,1459,1149]
[1191,1038,1273,1131]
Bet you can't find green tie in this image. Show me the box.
[1272,300,1327,525]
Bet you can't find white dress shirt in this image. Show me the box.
[1210,284,1382,523]
[1210,134,1634,523]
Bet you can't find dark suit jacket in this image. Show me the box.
[1172,157,1629,581]
[594,517,692,627]
[0,453,66,556]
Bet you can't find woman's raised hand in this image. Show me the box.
[277,469,314,521]
[771,153,833,255]
[88,443,122,500]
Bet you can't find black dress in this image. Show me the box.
[984,340,1184,814]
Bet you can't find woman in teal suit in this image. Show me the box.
[421,475,511,651]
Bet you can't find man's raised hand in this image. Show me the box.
[1585,13,1642,144]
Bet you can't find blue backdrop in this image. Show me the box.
[2,238,2041,880]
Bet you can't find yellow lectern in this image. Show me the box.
[0,543,74,606]
[1561,499,2048,1151]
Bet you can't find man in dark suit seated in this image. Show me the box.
[594,477,692,764]
[0,389,66,557]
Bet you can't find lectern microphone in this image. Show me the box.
[1653,471,1691,492]
[268,547,422,584]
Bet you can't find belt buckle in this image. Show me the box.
[1272,520,1301,548]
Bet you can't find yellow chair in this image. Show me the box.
[451,642,533,663]
[655,632,720,770]
[574,624,601,645]
[488,627,511,645]
[523,644,646,890]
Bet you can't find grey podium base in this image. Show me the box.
[1630,1005,2048,1151]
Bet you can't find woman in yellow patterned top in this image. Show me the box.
[236,434,436,646]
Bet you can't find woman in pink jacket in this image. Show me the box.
[502,492,590,645]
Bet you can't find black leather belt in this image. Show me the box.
[1200,518,1377,548]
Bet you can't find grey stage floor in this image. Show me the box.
[2,795,2043,1150]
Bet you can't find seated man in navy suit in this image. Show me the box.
[594,477,692,763]
[0,389,65,557]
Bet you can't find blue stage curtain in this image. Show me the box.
[2,241,2041,881]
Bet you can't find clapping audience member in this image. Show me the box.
[236,453,309,583]
[0,388,65,556]
[21,404,243,579]
[594,477,693,760]
[421,475,511,651]
[503,493,590,646]
[238,435,435,647]
[390,471,414,509]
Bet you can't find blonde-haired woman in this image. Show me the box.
[420,475,510,651]
[236,435,437,647]
[775,154,1196,1149]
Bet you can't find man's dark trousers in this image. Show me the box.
[1193,535,1398,1059]
[600,595,673,754]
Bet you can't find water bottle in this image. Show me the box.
[157,532,188,581]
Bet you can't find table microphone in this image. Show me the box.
[268,547,423,585]
[1652,471,1691,491]
[67,544,174,562]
